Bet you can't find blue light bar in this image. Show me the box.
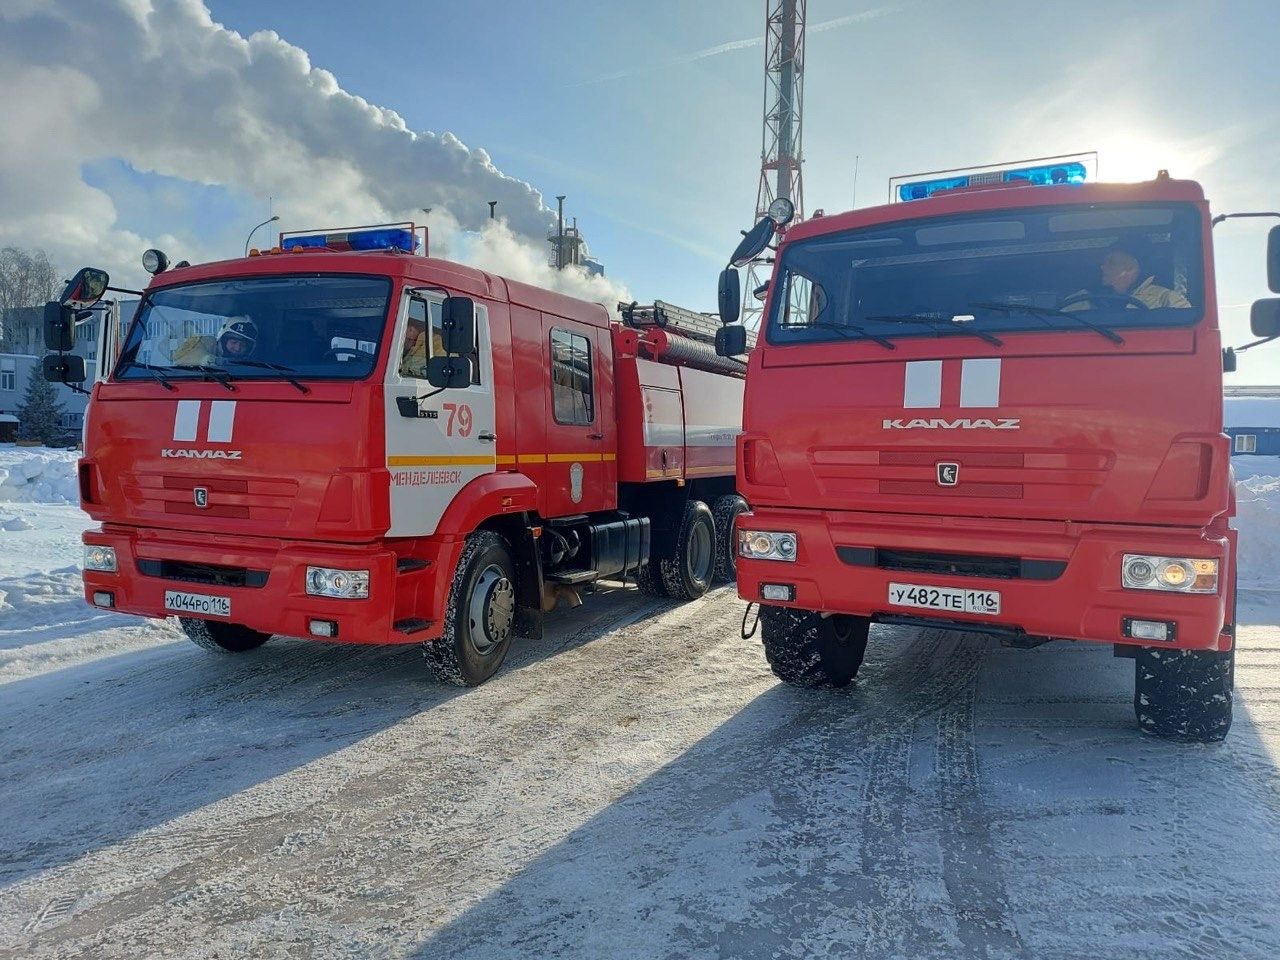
[348,228,418,252]
[894,157,1092,202]
[281,227,419,253]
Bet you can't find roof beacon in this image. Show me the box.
[279,222,424,254]
[890,152,1097,203]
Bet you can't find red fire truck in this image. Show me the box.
[713,159,1280,741]
[43,224,747,686]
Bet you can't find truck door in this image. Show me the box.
[384,293,496,537]
[541,314,608,516]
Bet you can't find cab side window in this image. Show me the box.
[399,298,482,384]
[550,328,593,424]
[399,298,434,380]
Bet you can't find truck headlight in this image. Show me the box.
[738,530,797,562]
[84,545,118,572]
[306,566,370,599]
[1122,554,1218,594]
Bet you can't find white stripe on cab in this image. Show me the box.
[959,358,1001,408]
[903,360,943,408]
[173,400,200,441]
[207,401,237,443]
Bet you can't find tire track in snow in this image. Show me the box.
[4,588,676,951]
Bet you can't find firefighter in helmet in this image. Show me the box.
[216,316,258,361]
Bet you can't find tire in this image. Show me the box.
[710,494,749,584]
[658,499,717,601]
[759,605,870,689]
[1134,646,1233,742]
[424,530,518,687]
[637,558,669,597]
[180,617,271,654]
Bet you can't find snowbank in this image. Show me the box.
[0,446,80,505]
[1235,457,1280,588]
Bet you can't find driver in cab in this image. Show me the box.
[1066,247,1191,311]
[173,316,258,365]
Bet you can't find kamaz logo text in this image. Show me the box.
[882,418,1021,430]
[161,449,243,459]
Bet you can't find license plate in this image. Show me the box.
[164,590,231,618]
[887,582,1001,616]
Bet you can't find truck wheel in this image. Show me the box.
[710,494,749,584]
[425,530,518,687]
[659,499,717,600]
[1134,646,1233,742]
[637,559,668,597]
[760,606,870,688]
[179,618,270,654]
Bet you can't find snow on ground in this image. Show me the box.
[0,441,1278,958]
[0,446,79,506]
[1234,456,1280,589]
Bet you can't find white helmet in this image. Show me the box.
[217,316,257,357]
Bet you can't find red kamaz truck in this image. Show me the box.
[713,160,1280,741]
[44,224,746,686]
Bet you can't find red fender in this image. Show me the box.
[433,471,539,539]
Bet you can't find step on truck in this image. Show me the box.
[43,224,747,686]
[713,158,1280,741]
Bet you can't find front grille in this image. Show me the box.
[878,480,1024,499]
[136,559,269,588]
[837,546,1064,581]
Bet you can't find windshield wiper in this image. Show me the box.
[865,314,1004,348]
[969,301,1124,345]
[223,359,310,394]
[170,364,237,390]
[780,321,896,350]
[125,361,176,392]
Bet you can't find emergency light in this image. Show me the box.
[281,225,420,253]
[890,153,1096,203]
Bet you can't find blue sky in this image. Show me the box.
[2,0,1277,379]
[205,0,1278,371]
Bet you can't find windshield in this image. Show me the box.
[767,203,1204,346]
[115,274,393,381]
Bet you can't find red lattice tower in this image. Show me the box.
[744,0,805,330]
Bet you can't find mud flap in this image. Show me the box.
[512,518,545,640]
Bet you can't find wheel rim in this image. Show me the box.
[468,564,515,655]
[688,521,713,584]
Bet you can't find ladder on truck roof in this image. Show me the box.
[619,300,758,350]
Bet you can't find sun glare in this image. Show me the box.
[1093,133,1209,185]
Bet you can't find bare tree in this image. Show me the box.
[0,246,60,314]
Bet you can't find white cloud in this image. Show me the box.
[0,0,597,298]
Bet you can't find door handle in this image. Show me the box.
[478,432,497,442]
[588,433,604,440]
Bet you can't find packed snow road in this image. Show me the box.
[2,562,1279,959]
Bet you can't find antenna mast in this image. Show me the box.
[743,0,806,330]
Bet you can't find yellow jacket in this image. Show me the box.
[1065,277,1191,312]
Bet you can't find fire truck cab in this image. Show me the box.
[716,160,1280,741]
[45,224,747,686]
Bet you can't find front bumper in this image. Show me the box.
[735,508,1235,651]
[82,525,453,644]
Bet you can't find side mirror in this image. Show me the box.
[715,324,748,358]
[718,268,741,325]
[1268,225,1280,293]
[43,353,86,385]
[730,218,776,268]
[1250,297,1280,339]
[59,267,109,310]
[425,355,473,389]
[44,301,75,351]
[395,395,421,418]
[441,296,476,354]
